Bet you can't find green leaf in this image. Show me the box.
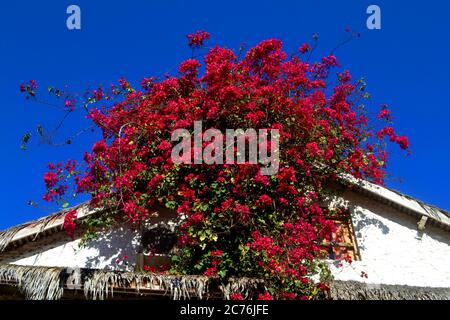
[22,132,31,143]
[165,201,176,210]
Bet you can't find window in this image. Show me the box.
[141,226,177,255]
[320,210,361,261]
[135,225,177,272]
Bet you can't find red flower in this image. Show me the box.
[257,194,273,207]
[148,174,164,189]
[230,293,245,300]
[19,80,37,96]
[63,209,78,240]
[93,88,104,101]
[377,108,391,120]
[144,265,157,272]
[376,126,395,139]
[254,172,269,185]
[187,30,210,48]
[395,135,409,150]
[306,142,321,157]
[280,292,296,300]
[234,203,250,221]
[64,100,74,107]
[299,43,310,54]
[92,140,107,154]
[257,292,273,300]
[179,59,201,74]
[210,250,223,257]
[43,172,58,188]
[65,160,76,172]
[343,255,353,264]
[316,283,329,292]
[158,140,172,151]
[204,267,217,277]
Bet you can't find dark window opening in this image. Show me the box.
[141,226,177,255]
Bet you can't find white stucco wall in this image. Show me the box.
[328,191,450,288]
[8,225,141,271]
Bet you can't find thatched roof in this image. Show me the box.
[0,264,64,299]
[1,264,448,300]
[340,175,450,231]
[0,203,98,254]
[330,280,450,300]
[0,264,265,300]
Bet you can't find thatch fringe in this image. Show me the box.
[0,264,218,300]
[0,264,64,300]
[32,211,67,241]
[0,264,265,300]
[220,277,266,300]
[83,273,267,300]
[83,270,210,300]
[0,214,61,253]
[0,203,90,253]
[330,280,450,300]
[0,226,22,252]
[2,264,448,300]
[83,270,121,300]
[132,272,210,300]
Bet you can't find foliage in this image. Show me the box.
[20,31,409,299]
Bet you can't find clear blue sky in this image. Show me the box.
[1,0,449,229]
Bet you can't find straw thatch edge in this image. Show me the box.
[0,202,97,253]
[1,264,448,300]
[0,264,264,300]
[330,280,450,300]
[0,264,64,299]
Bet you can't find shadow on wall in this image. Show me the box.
[347,191,450,250]
[0,207,180,270]
[0,232,69,265]
[82,206,178,270]
[351,205,390,251]
[82,225,140,271]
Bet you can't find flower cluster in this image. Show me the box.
[42,160,77,204]
[19,79,37,98]
[63,209,77,240]
[187,30,210,48]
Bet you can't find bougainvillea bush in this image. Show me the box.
[21,31,409,300]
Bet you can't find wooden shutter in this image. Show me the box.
[320,210,361,261]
